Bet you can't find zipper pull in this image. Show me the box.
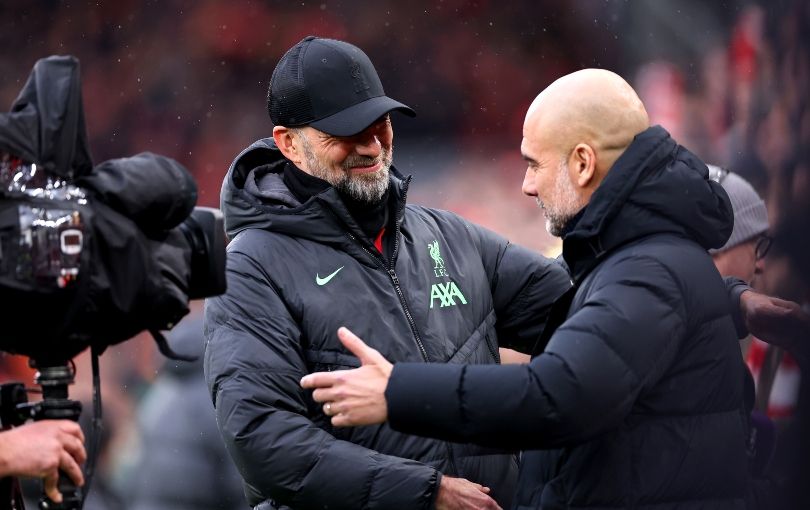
[388,269,399,286]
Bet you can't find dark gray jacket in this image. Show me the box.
[386,126,750,509]
[204,139,572,509]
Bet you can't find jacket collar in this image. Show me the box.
[562,126,733,282]
[221,137,410,254]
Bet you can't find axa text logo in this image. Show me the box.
[430,281,468,309]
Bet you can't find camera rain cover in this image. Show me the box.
[0,56,197,363]
[0,55,92,181]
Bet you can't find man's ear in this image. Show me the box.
[569,143,596,188]
[273,126,301,165]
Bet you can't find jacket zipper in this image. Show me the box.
[346,231,430,363]
[349,178,458,474]
[344,177,430,363]
[387,269,430,362]
[386,178,430,362]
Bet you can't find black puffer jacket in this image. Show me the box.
[386,126,750,509]
[204,138,572,509]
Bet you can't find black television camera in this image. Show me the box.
[0,56,226,509]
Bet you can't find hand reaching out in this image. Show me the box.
[301,327,393,427]
[741,290,810,366]
[301,329,503,508]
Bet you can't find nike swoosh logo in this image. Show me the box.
[316,266,344,286]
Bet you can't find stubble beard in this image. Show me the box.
[537,160,582,237]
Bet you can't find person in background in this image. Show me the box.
[706,166,779,506]
[754,228,810,510]
[708,166,770,287]
[707,166,787,409]
[125,310,245,510]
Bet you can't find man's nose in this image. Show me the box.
[522,170,537,196]
[354,133,382,158]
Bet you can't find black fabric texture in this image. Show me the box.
[281,161,330,203]
[77,152,198,236]
[0,55,92,179]
[267,36,415,136]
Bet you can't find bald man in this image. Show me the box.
[303,69,750,508]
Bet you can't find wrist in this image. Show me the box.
[733,285,753,338]
[431,471,444,509]
[0,431,13,477]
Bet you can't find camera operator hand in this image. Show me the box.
[0,420,86,503]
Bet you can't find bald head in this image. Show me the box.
[521,69,650,236]
[525,68,649,176]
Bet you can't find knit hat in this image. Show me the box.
[708,165,769,253]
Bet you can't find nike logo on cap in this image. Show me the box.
[316,266,344,286]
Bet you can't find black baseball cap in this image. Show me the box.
[267,36,415,137]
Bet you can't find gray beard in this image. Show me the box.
[537,160,582,237]
[328,165,390,204]
[300,136,392,204]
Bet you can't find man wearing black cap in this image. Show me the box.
[204,36,572,510]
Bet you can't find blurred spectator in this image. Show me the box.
[706,165,804,413]
[758,213,810,510]
[122,309,245,510]
[708,166,770,286]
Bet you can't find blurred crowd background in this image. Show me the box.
[1,0,808,508]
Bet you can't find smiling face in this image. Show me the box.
[290,115,394,203]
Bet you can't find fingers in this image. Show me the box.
[331,413,352,428]
[43,471,62,504]
[337,327,386,365]
[322,402,351,427]
[311,387,338,403]
[58,420,85,444]
[60,433,87,473]
[300,327,390,390]
[763,295,801,311]
[301,371,340,389]
[59,449,84,487]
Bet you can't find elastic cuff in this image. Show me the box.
[386,363,465,440]
[724,276,751,338]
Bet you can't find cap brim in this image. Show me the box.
[309,96,416,137]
